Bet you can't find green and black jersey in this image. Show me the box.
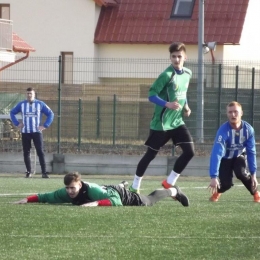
[149,65,192,131]
[37,182,123,206]
[36,182,144,206]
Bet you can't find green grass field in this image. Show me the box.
[0,174,260,260]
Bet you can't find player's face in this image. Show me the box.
[65,181,82,198]
[26,91,35,102]
[227,105,243,126]
[170,50,187,70]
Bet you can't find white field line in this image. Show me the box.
[0,184,247,197]
[0,193,37,196]
[1,234,260,239]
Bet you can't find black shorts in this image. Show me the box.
[107,185,144,206]
[144,125,193,151]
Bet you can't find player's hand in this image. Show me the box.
[183,108,191,117]
[81,201,98,207]
[251,174,258,192]
[208,178,220,194]
[17,123,24,129]
[38,126,46,132]
[13,198,28,204]
[165,100,182,110]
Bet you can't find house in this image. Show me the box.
[0,29,35,71]
[0,0,259,160]
[0,0,259,61]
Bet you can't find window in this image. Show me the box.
[61,52,73,84]
[0,4,10,19]
[171,0,195,19]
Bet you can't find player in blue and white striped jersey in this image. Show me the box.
[10,87,54,178]
[208,101,260,203]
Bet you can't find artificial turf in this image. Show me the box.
[0,174,259,260]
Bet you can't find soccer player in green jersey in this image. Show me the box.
[129,42,194,202]
[13,172,189,207]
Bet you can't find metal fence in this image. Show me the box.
[0,57,260,155]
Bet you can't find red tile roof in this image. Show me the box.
[94,0,249,45]
[12,32,35,52]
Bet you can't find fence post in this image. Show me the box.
[113,94,116,145]
[96,96,100,138]
[235,65,239,101]
[218,64,222,127]
[251,67,255,126]
[78,98,82,152]
[57,55,62,154]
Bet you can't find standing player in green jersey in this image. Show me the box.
[13,172,189,207]
[129,42,195,201]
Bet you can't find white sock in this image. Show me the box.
[132,175,143,190]
[167,170,180,186]
[169,187,177,197]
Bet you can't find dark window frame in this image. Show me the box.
[170,0,195,19]
[0,4,10,19]
[61,52,74,84]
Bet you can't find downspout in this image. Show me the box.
[210,49,215,88]
[210,49,215,64]
[0,51,29,72]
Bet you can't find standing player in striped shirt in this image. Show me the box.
[208,101,260,202]
[10,87,54,178]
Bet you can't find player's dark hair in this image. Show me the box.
[26,87,35,92]
[227,101,242,109]
[64,172,81,185]
[169,42,186,54]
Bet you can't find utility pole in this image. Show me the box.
[197,0,204,143]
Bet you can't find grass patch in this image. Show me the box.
[0,175,260,260]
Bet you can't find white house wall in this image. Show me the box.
[96,43,224,61]
[1,0,258,86]
[95,44,224,81]
[223,0,260,61]
[2,0,99,57]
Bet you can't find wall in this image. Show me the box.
[223,0,260,61]
[2,0,258,61]
[1,153,260,178]
[0,153,209,177]
[96,43,224,61]
[4,0,99,57]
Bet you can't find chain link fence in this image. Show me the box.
[0,57,260,155]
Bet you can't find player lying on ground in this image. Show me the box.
[13,172,189,207]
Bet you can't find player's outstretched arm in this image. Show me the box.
[81,199,112,207]
[13,198,28,204]
[81,201,99,207]
[13,195,39,204]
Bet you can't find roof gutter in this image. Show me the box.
[0,51,29,72]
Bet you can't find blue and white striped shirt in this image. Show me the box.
[10,99,54,133]
[209,120,257,178]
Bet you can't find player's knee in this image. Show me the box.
[220,182,233,191]
[23,151,30,157]
[181,143,195,159]
[36,150,44,157]
[235,171,250,181]
[146,148,158,160]
[184,148,195,160]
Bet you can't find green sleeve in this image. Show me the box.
[37,188,72,204]
[87,183,123,206]
[149,72,170,97]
